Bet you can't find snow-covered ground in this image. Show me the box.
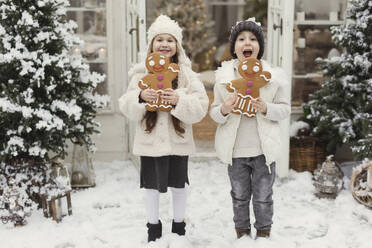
[0,160,371,248]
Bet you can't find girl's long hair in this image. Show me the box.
[142,43,185,137]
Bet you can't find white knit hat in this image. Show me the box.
[147,15,191,67]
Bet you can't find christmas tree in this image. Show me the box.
[243,0,268,25]
[155,0,216,63]
[303,0,372,159]
[0,0,108,225]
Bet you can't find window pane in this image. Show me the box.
[292,0,347,105]
[66,1,108,95]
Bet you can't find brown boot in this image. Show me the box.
[256,229,270,238]
[235,228,251,239]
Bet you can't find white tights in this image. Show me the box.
[145,187,186,224]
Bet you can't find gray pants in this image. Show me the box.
[228,155,275,231]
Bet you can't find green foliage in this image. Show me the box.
[0,0,107,163]
[303,0,372,159]
[0,0,107,226]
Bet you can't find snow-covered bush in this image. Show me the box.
[0,0,108,225]
[303,0,372,159]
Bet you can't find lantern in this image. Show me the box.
[50,157,71,189]
[70,144,96,188]
[313,155,344,198]
[39,158,72,222]
[0,181,29,226]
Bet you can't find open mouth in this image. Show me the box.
[243,49,252,58]
[153,65,164,72]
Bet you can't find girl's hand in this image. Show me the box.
[221,94,239,116]
[252,97,267,114]
[140,88,158,102]
[161,88,179,105]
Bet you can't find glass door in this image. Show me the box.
[67,0,109,99]
[127,0,146,167]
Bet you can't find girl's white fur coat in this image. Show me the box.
[209,59,291,166]
[119,62,209,157]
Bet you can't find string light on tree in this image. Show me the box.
[156,0,216,64]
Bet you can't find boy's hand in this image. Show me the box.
[221,94,239,116]
[252,97,267,114]
[140,89,158,102]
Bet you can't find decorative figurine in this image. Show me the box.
[313,155,344,199]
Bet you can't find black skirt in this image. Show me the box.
[140,155,189,193]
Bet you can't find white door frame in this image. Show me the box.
[87,0,129,162]
[126,0,147,167]
[267,0,294,178]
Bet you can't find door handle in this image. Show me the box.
[129,28,137,35]
[128,17,140,52]
[273,18,283,35]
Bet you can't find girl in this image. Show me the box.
[119,15,208,243]
[209,18,290,239]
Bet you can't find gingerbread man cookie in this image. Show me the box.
[138,52,180,112]
[226,57,271,117]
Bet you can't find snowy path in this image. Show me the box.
[0,160,371,248]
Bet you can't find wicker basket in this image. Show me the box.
[350,162,372,209]
[290,136,326,173]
